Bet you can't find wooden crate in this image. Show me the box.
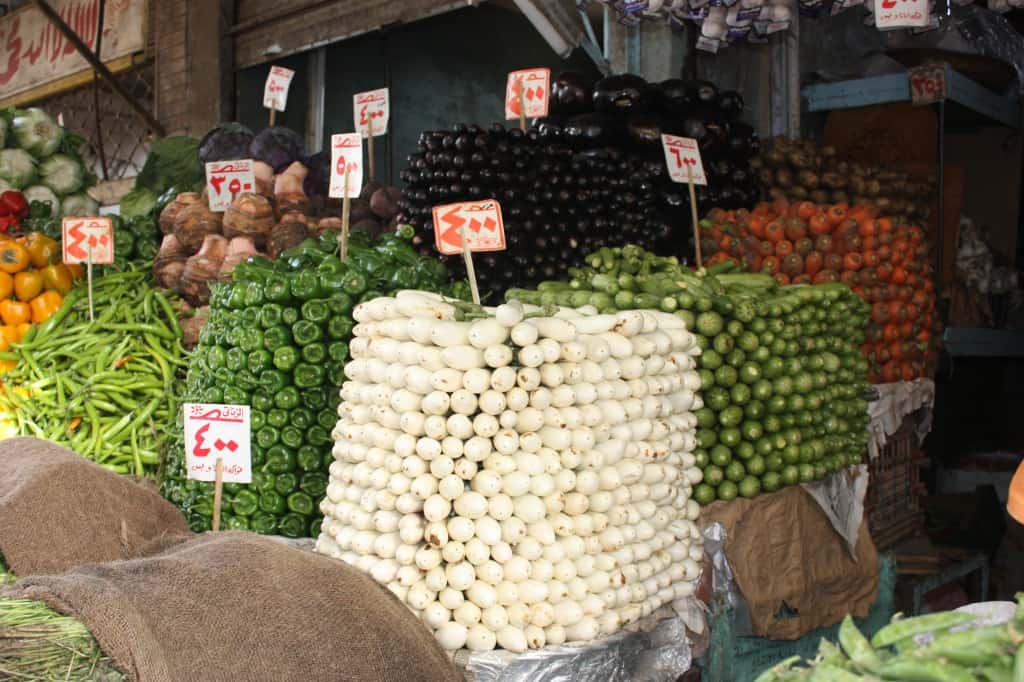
[866,417,927,550]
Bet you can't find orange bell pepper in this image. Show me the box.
[0,299,31,326]
[23,232,60,269]
[0,271,13,300]
[13,270,43,302]
[16,322,31,340]
[0,324,20,345]
[40,264,74,294]
[29,291,62,324]
[0,242,30,274]
[66,263,84,280]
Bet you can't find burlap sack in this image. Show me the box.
[0,437,189,575]
[3,532,461,682]
[704,485,879,640]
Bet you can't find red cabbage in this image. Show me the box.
[250,127,306,173]
[198,122,254,163]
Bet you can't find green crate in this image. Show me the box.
[703,556,895,681]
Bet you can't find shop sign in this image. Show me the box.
[433,200,506,256]
[875,0,929,29]
[205,160,256,212]
[354,88,389,138]
[263,66,295,112]
[184,403,252,483]
[329,133,363,199]
[505,68,550,120]
[62,216,114,264]
[0,0,146,101]
[661,135,708,186]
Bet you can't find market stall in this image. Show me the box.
[0,0,1020,678]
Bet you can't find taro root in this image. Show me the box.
[180,234,229,306]
[218,236,259,279]
[360,180,383,202]
[317,217,343,234]
[254,161,275,197]
[159,192,201,235]
[267,215,310,259]
[173,202,223,254]
[180,306,210,349]
[152,234,190,290]
[223,193,275,246]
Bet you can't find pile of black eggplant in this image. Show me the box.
[398,72,759,297]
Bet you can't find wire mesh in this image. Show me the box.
[33,60,156,182]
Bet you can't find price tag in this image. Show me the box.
[661,135,708,186]
[505,68,551,120]
[263,66,295,112]
[874,0,929,29]
[354,88,389,138]
[433,200,506,256]
[184,403,252,483]
[204,160,256,212]
[62,217,114,264]
[329,133,364,199]
[908,64,946,106]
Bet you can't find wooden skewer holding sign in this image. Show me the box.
[340,166,351,263]
[460,224,481,305]
[367,114,375,183]
[517,79,527,133]
[86,245,94,322]
[211,458,224,532]
[687,164,703,269]
[269,108,276,128]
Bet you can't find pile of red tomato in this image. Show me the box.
[702,198,939,383]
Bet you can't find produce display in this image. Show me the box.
[753,136,933,225]
[318,292,705,652]
[758,603,1024,681]
[398,72,759,298]
[161,227,464,535]
[700,201,938,382]
[0,270,184,477]
[509,244,870,502]
[0,108,97,218]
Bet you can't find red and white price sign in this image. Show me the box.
[433,200,506,256]
[874,0,929,29]
[354,88,389,138]
[184,403,252,483]
[62,217,114,264]
[908,64,946,106]
[263,65,295,112]
[661,135,708,186]
[205,160,256,212]
[329,133,364,199]
[505,68,550,120]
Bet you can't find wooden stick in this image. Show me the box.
[212,458,224,532]
[517,79,527,133]
[460,225,481,305]
[340,166,351,263]
[367,114,375,183]
[31,0,165,136]
[269,107,276,128]
[687,164,702,268]
[86,246,94,323]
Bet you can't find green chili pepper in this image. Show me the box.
[273,346,300,372]
[292,320,323,346]
[264,446,295,475]
[276,386,301,411]
[258,490,286,515]
[262,325,292,352]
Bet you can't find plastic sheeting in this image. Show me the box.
[866,379,935,459]
[802,464,869,556]
[458,613,693,682]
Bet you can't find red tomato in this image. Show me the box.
[804,251,824,276]
[764,221,785,243]
[843,252,864,271]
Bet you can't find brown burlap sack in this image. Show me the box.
[0,437,189,575]
[3,532,461,682]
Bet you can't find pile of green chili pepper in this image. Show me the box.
[160,226,467,537]
[0,269,184,478]
[757,598,1024,681]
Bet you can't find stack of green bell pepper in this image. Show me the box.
[160,226,467,537]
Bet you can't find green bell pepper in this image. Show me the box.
[266,409,289,429]
[247,349,272,374]
[238,327,264,353]
[341,270,367,296]
[222,386,250,406]
[231,489,259,517]
[300,472,328,499]
[250,512,278,535]
[273,346,300,372]
[280,425,304,450]
[264,274,293,304]
[225,347,246,372]
[206,346,227,370]
[256,426,280,449]
[317,408,337,431]
[235,369,260,391]
[258,491,286,515]
[223,515,250,531]
[278,513,307,538]
[282,307,299,325]
[287,491,315,516]
[291,320,323,346]
[259,369,288,393]
[291,408,314,430]
[301,388,327,410]
[301,342,327,364]
[290,270,323,301]
[243,282,266,308]
[326,293,353,315]
[259,303,283,328]
[274,472,299,496]
[226,284,247,310]
[250,410,267,433]
[262,325,292,352]
[251,392,275,413]
[264,445,295,475]
[296,445,322,472]
[307,425,331,446]
[293,363,325,389]
[327,341,349,363]
[253,470,276,494]
[301,299,331,324]
[327,316,353,340]
[276,386,301,411]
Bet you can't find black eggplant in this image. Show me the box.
[624,114,665,154]
[563,113,614,149]
[550,72,593,115]
[593,74,650,114]
[718,91,744,120]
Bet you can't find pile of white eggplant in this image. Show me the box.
[316,291,705,653]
